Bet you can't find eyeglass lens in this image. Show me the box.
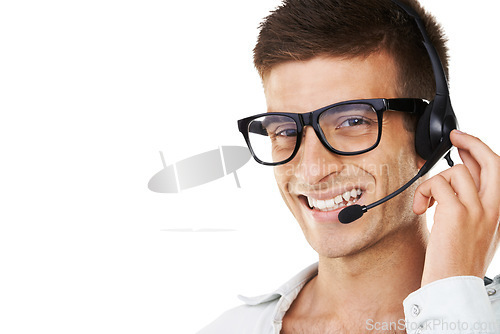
[247,103,379,164]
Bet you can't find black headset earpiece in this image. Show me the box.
[391,0,458,169]
[415,100,434,160]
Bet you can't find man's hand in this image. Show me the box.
[413,130,500,286]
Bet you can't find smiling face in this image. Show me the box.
[264,53,426,259]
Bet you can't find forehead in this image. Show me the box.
[263,53,400,113]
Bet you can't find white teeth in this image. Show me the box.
[335,195,343,204]
[326,198,335,208]
[342,191,350,201]
[307,188,363,212]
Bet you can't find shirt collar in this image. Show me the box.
[237,262,319,306]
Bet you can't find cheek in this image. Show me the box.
[378,139,419,191]
[274,166,302,215]
[274,165,293,193]
[380,116,417,161]
[366,126,418,193]
[381,115,417,153]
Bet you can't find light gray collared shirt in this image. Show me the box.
[198,263,500,334]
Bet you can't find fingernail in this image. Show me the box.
[453,129,466,135]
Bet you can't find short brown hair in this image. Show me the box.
[253,0,448,102]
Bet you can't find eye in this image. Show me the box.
[276,128,298,137]
[337,117,371,128]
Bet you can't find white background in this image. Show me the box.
[0,1,499,333]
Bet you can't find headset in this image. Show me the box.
[338,0,458,224]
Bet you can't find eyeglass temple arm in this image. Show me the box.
[386,99,428,113]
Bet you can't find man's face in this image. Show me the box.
[264,53,426,259]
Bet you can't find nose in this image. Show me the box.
[293,127,344,185]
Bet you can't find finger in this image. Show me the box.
[451,130,498,169]
[436,164,482,209]
[413,174,464,215]
[457,149,481,189]
[450,130,500,209]
[413,164,483,217]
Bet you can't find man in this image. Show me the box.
[199,0,500,333]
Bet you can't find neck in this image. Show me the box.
[313,216,429,320]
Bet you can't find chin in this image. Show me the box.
[299,212,384,259]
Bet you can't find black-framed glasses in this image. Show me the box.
[237,98,428,166]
